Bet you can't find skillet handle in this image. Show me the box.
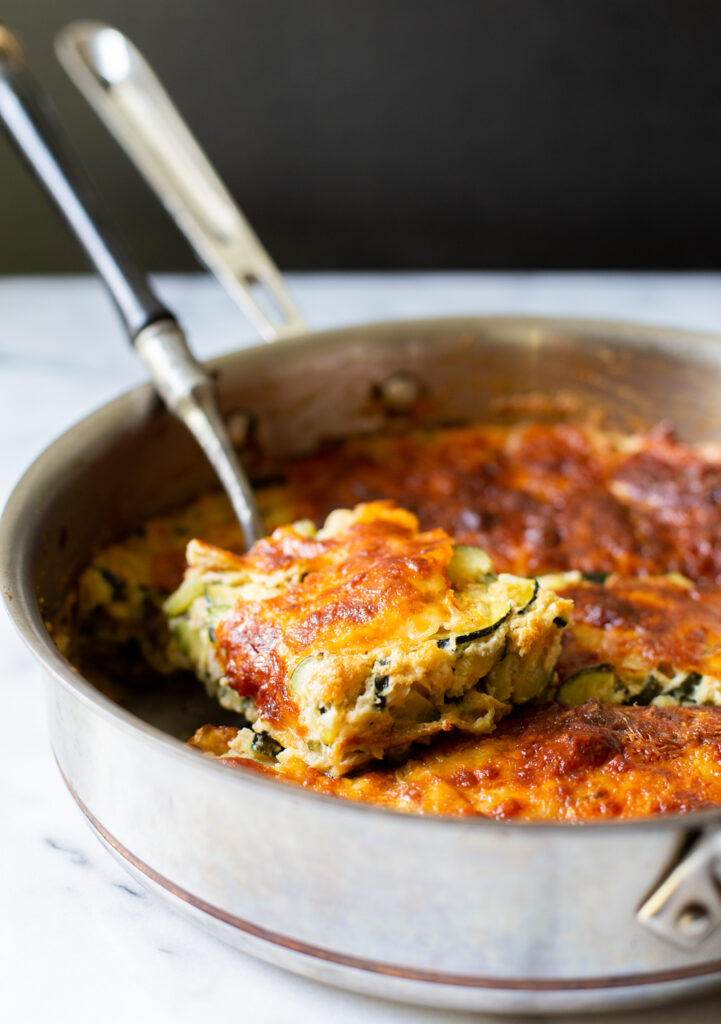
[0,26,169,339]
[637,827,721,949]
[56,20,307,343]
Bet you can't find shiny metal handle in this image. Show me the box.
[56,20,306,343]
[134,320,265,546]
[0,26,263,548]
[637,828,721,949]
[0,26,168,339]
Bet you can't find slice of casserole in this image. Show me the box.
[165,501,571,775]
[543,573,721,708]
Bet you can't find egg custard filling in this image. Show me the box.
[163,502,571,775]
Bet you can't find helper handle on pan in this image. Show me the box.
[637,827,721,949]
[0,27,264,548]
[56,20,307,343]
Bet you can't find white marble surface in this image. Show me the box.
[4,272,721,1024]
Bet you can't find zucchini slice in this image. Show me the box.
[661,671,702,702]
[536,570,582,591]
[288,654,322,695]
[447,545,494,588]
[556,665,721,709]
[97,566,128,602]
[556,666,668,707]
[556,665,622,705]
[163,577,207,616]
[631,678,660,706]
[436,601,513,650]
[170,618,203,663]
[581,571,610,584]
[514,578,539,616]
[250,732,284,759]
[491,575,539,616]
[664,572,693,590]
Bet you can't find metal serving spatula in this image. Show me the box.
[0,26,264,548]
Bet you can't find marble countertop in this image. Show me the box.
[4,272,721,1024]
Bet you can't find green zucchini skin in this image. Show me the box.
[581,571,610,584]
[98,567,128,602]
[435,574,543,652]
[663,671,702,701]
[288,655,320,695]
[436,604,512,650]
[556,665,720,709]
[373,674,390,708]
[447,545,494,587]
[632,679,659,706]
[515,578,539,616]
[250,732,283,759]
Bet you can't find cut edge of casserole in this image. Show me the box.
[541,572,721,710]
[164,501,572,775]
[188,701,721,822]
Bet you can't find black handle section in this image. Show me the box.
[0,28,171,340]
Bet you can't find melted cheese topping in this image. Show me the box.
[72,421,721,647]
[63,418,721,818]
[218,504,455,664]
[557,576,721,682]
[190,702,721,821]
[265,422,721,582]
[166,502,570,774]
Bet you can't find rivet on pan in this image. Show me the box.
[675,902,713,938]
[379,372,423,412]
[225,410,253,448]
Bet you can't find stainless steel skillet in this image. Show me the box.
[4,25,721,1020]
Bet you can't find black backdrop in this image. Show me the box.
[2,0,721,272]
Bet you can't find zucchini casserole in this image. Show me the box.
[163,502,571,775]
[59,420,721,819]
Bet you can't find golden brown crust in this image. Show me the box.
[178,503,569,776]
[215,504,456,730]
[556,577,721,682]
[72,420,721,651]
[73,418,721,818]
[271,422,721,583]
[190,702,721,821]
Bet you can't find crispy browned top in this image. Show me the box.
[272,423,721,583]
[217,504,455,726]
[89,422,721,610]
[556,577,721,681]
[191,702,721,821]
[79,418,721,819]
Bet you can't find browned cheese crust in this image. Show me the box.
[266,422,721,583]
[190,702,721,821]
[557,576,721,682]
[67,419,721,820]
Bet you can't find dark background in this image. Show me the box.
[2,0,721,272]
